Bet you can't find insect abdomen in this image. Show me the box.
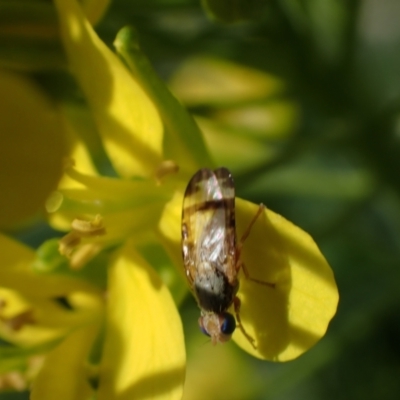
[194,269,238,313]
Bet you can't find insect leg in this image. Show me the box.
[236,203,275,288]
[233,296,257,349]
[237,203,265,247]
[240,261,275,287]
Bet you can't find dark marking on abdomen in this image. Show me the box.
[194,272,237,313]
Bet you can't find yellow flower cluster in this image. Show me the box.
[0,0,338,398]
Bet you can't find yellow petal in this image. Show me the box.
[169,57,283,106]
[157,190,186,279]
[214,101,300,140]
[0,233,101,298]
[53,0,163,178]
[233,198,338,361]
[0,69,65,228]
[114,27,213,176]
[58,103,103,182]
[196,116,275,172]
[47,168,175,237]
[0,287,103,347]
[97,242,185,400]
[0,234,104,346]
[30,324,98,400]
[157,190,338,361]
[183,338,261,400]
[81,0,111,25]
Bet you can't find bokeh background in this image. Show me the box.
[2,0,400,399]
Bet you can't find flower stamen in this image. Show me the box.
[71,214,106,236]
[70,243,102,270]
[0,309,35,331]
[155,160,179,184]
[59,215,106,260]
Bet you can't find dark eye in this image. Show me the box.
[221,312,236,335]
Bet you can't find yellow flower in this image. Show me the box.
[168,56,300,173]
[0,233,103,391]
[52,0,337,364]
[0,0,338,398]
[160,192,338,361]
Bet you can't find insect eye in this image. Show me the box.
[220,312,236,335]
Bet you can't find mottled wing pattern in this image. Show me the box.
[181,168,236,286]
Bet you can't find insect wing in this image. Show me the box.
[181,168,236,285]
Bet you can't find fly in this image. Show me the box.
[181,167,274,348]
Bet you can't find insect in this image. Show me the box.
[181,167,274,349]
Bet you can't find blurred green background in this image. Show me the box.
[2,0,400,399]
